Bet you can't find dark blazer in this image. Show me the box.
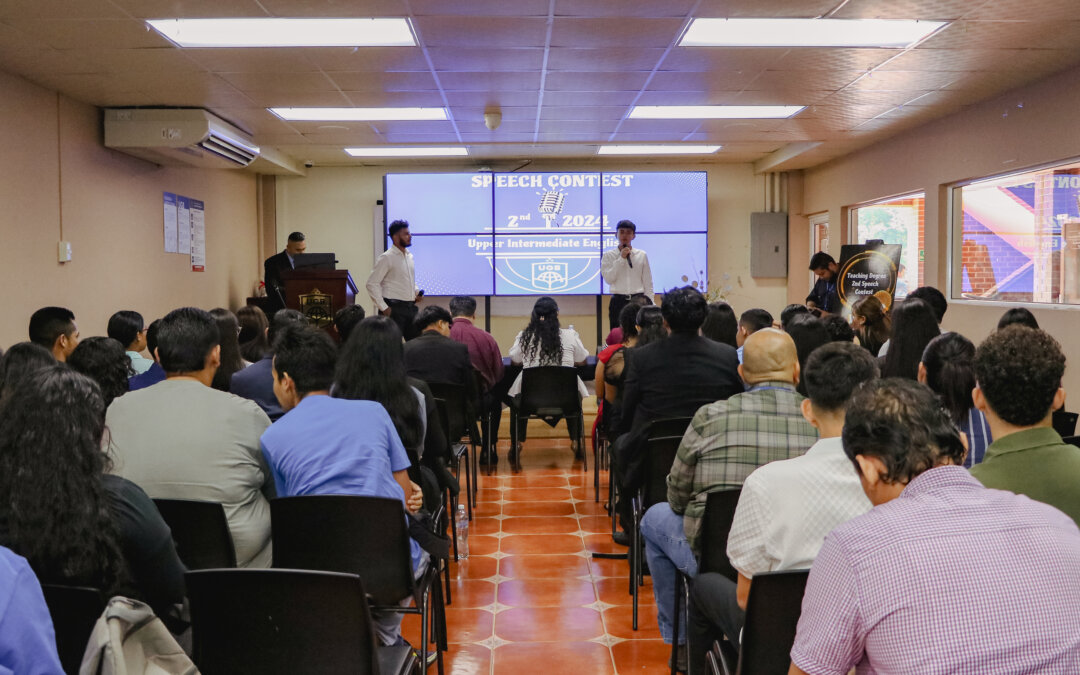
[264,250,292,309]
[228,357,284,421]
[404,330,479,405]
[617,332,743,437]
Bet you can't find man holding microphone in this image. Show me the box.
[601,219,654,332]
[367,220,424,340]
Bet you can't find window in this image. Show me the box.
[951,160,1080,305]
[850,193,925,300]
[809,212,830,288]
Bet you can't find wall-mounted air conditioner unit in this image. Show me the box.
[104,108,260,169]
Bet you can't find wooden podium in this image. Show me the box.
[280,269,358,328]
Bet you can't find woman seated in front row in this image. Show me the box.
[508,296,589,464]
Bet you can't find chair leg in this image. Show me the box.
[471,438,480,500]
[671,573,683,675]
[462,446,474,522]
[631,497,640,629]
[443,554,452,607]
[593,437,600,502]
[448,490,459,563]
[419,589,429,674]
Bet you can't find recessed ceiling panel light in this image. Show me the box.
[345,147,468,157]
[270,107,447,121]
[597,145,721,155]
[680,18,946,48]
[629,105,804,119]
[147,18,415,48]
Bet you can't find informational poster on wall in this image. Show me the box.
[162,192,179,254]
[837,243,902,312]
[176,195,192,256]
[190,199,205,272]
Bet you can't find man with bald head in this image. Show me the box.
[640,328,819,669]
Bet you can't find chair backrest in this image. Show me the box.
[645,416,695,440]
[1063,435,1080,448]
[698,489,742,580]
[518,366,582,416]
[186,568,381,675]
[643,435,682,508]
[153,498,237,569]
[40,583,105,675]
[427,381,470,440]
[270,495,415,606]
[736,569,811,675]
[1053,410,1078,438]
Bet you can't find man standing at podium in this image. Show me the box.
[367,220,423,340]
[264,231,306,315]
[601,220,653,332]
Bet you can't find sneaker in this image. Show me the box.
[479,448,498,466]
[612,530,630,546]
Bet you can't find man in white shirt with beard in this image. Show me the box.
[367,220,424,340]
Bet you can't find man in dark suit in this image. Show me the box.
[264,231,307,315]
[612,285,744,543]
[404,305,479,408]
[229,309,308,420]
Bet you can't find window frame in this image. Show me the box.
[847,190,926,300]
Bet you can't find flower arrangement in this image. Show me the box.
[681,270,727,303]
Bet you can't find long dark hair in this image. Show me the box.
[921,332,976,425]
[67,337,132,409]
[0,366,126,593]
[333,316,423,451]
[635,306,667,347]
[210,308,246,391]
[701,302,738,347]
[519,296,563,365]
[237,305,271,362]
[0,341,54,407]
[881,298,940,380]
[851,295,891,356]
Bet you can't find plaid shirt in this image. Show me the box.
[667,381,818,554]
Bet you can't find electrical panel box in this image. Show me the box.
[750,212,788,278]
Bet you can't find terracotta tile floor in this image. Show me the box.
[402,438,670,675]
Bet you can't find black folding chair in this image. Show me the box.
[630,434,682,631]
[509,366,586,472]
[1063,435,1080,448]
[430,384,478,517]
[187,568,418,675]
[270,495,445,675]
[1053,410,1078,438]
[152,498,237,569]
[720,569,810,675]
[41,584,105,675]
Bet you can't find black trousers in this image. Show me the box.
[386,299,419,340]
[688,572,745,674]
[608,293,646,332]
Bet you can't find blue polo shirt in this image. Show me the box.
[260,395,421,568]
[0,546,64,674]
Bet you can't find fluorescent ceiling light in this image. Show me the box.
[597,145,720,155]
[680,18,946,48]
[270,107,448,121]
[345,147,468,157]
[629,105,804,119]
[147,18,415,48]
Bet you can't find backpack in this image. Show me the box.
[79,597,198,675]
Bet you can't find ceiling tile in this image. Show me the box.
[327,71,438,91]
[632,90,743,105]
[182,47,319,73]
[965,0,1080,21]
[646,70,759,91]
[694,0,840,18]
[455,120,536,134]
[538,120,620,135]
[548,47,666,71]
[554,0,697,18]
[242,90,352,107]
[107,0,266,19]
[254,0,406,16]
[660,48,789,72]
[0,46,103,74]
[0,0,126,20]
[770,48,898,72]
[748,69,865,90]
[453,106,537,122]
[540,90,637,106]
[614,119,704,134]
[846,70,959,91]
[880,47,1080,73]
[6,19,173,49]
[428,47,544,71]
[380,132,469,143]
[413,17,549,48]
[539,106,627,120]
[218,71,338,92]
[344,90,446,106]
[445,90,539,107]
[829,0,974,20]
[410,0,549,16]
[300,47,431,72]
[546,71,650,92]
[85,47,205,74]
[437,71,541,91]
[920,20,1080,51]
[211,107,300,133]
[550,18,685,48]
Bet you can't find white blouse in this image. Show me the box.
[508,328,589,398]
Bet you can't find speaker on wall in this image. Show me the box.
[750,212,788,278]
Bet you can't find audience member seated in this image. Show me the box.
[106,307,275,568]
[508,296,590,461]
[0,544,65,674]
[229,309,307,421]
[687,342,876,672]
[633,305,666,346]
[261,325,426,647]
[612,287,743,542]
[0,366,187,631]
[404,305,479,414]
[785,313,830,396]
[701,302,738,348]
[0,341,54,407]
[209,308,246,391]
[779,303,810,331]
[449,296,505,465]
[639,328,817,665]
[595,303,639,439]
[879,297,940,380]
[335,316,455,504]
[108,310,153,375]
[790,378,1080,674]
[28,306,79,362]
[735,308,772,364]
[971,326,1080,523]
[877,285,946,356]
[128,319,166,391]
[333,304,366,343]
[605,295,652,346]
[849,295,890,356]
[237,305,271,363]
[919,332,991,467]
[997,305,1039,330]
[821,313,855,343]
[68,337,132,408]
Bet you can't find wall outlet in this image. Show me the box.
[58,241,72,263]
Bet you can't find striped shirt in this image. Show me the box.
[791,466,1080,674]
[960,407,992,468]
[666,381,818,554]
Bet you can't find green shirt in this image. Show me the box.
[667,381,819,554]
[970,427,1080,525]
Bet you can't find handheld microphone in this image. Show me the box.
[620,243,633,268]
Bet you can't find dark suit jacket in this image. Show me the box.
[404,330,479,405]
[228,357,284,421]
[264,250,292,310]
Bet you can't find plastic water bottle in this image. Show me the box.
[568,324,576,335]
[455,504,469,559]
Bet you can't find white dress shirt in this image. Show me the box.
[508,327,590,398]
[726,436,872,577]
[366,246,418,311]
[601,246,653,297]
